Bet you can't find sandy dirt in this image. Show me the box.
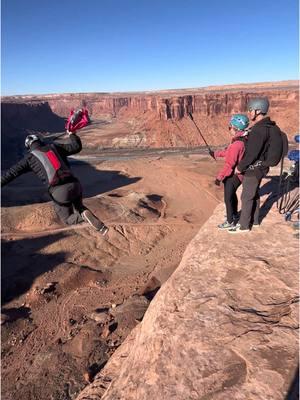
[1,152,223,400]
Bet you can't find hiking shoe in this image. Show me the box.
[223,213,239,222]
[218,221,235,229]
[81,210,108,235]
[99,224,109,236]
[228,223,250,234]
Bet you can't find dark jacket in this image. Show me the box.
[237,117,278,178]
[1,134,82,187]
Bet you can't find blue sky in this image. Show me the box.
[1,0,299,95]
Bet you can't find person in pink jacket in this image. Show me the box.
[210,114,249,229]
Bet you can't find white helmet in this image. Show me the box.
[25,134,41,149]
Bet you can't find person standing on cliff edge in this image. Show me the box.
[210,114,249,229]
[228,97,287,233]
[1,130,109,235]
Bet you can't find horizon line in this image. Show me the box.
[1,79,299,98]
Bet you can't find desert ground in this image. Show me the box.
[2,150,224,400]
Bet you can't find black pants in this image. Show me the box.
[223,175,242,223]
[50,182,86,225]
[239,174,262,229]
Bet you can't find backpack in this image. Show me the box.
[31,144,74,186]
[261,126,289,167]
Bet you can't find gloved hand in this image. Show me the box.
[209,149,215,158]
[214,179,221,186]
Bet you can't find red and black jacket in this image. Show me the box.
[1,134,82,188]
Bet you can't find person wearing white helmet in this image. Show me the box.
[1,131,108,235]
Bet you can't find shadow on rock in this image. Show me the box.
[1,305,32,325]
[285,365,299,400]
[259,175,299,222]
[1,159,142,207]
[1,101,66,168]
[1,232,67,304]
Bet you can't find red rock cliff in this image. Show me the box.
[2,80,299,153]
[4,81,298,119]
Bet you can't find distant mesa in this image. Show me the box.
[1,80,299,167]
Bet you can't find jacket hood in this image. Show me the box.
[235,130,248,137]
[252,117,276,127]
[231,130,248,142]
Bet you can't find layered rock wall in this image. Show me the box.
[1,81,299,159]
[3,82,298,123]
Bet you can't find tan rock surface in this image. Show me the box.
[76,191,299,400]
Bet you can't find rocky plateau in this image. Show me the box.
[1,80,299,400]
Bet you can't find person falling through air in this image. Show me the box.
[210,114,249,229]
[1,131,108,235]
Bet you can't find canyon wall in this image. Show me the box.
[1,102,66,167]
[1,81,299,165]
[3,81,298,124]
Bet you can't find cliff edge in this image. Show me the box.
[76,178,299,400]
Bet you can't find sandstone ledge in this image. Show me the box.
[76,201,299,400]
